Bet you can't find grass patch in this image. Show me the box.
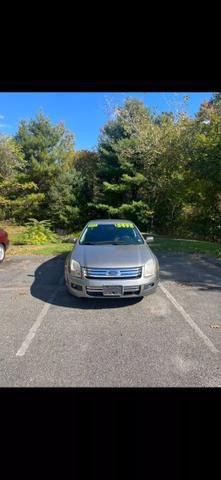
[0,223,26,244]
[152,236,221,259]
[1,222,74,256]
[2,223,221,259]
[7,243,73,256]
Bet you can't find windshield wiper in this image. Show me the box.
[110,242,134,245]
[81,241,137,245]
[81,242,96,245]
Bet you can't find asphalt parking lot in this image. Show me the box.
[0,252,221,387]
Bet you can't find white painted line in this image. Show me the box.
[0,286,30,291]
[16,275,64,357]
[159,282,219,354]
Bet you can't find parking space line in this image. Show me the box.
[0,286,30,291]
[16,275,64,357]
[159,282,219,354]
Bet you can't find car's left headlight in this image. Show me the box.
[143,258,155,277]
[70,259,82,277]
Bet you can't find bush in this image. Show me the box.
[21,219,57,245]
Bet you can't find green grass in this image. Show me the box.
[0,223,75,256]
[151,236,221,259]
[2,223,221,259]
[0,223,26,243]
[7,243,73,256]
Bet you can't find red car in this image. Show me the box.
[0,229,9,262]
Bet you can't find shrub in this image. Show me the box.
[21,219,57,245]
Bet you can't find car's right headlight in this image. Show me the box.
[144,258,155,277]
[70,259,82,277]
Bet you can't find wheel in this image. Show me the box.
[0,243,5,263]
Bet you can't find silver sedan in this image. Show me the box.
[64,219,159,298]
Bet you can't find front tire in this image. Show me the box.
[0,244,5,263]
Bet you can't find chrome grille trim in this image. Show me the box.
[86,286,103,292]
[84,267,142,279]
[123,285,140,291]
[86,285,141,296]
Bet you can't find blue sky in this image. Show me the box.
[0,92,213,150]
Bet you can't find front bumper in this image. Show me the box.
[65,271,159,298]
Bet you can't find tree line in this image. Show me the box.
[0,94,221,241]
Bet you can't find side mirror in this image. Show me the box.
[67,237,77,244]
[145,236,154,243]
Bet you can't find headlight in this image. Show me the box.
[70,259,81,277]
[143,258,155,277]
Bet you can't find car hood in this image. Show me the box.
[71,243,153,267]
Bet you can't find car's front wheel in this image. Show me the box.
[0,243,5,263]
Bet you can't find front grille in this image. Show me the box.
[124,285,140,292]
[86,285,141,297]
[84,267,142,279]
[86,286,103,292]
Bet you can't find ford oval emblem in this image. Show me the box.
[108,270,118,276]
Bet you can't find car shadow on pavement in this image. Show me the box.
[30,254,143,309]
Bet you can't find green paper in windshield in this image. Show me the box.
[115,223,134,228]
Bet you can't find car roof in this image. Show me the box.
[87,219,133,225]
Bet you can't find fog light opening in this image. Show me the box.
[144,283,154,290]
[71,283,83,291]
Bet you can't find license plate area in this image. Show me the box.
[103,285,123,296]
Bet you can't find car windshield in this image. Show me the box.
[79,223,144,245]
